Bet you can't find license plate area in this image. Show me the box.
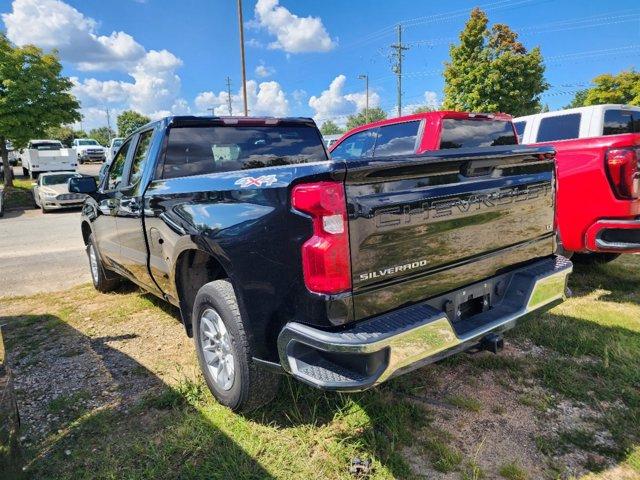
[444,282,493,323]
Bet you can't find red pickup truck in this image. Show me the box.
[515,105,640,262]
[329,111,518,160]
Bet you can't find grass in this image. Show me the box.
[1,256,640,478]
[499,461,528,480]
[2,176,35,209]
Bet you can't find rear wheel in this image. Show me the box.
[192,280,280,412]
[87,234,120,292]
[572,252,620,264]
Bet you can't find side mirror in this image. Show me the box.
[69,176,97,194]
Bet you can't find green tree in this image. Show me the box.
[442,8,548,117]
[346,107,387,130]
[117,110,150,137]
[319,120,343,136]
[0,35,80,186]
[89,126,116,146]
[564,89,589,109]
[583,70,640,106]
[412,105,434,114]
[45,125,76,147]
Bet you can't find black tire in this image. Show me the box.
[87,234,120,292]
[572,252,621,264]
[41,204,48,214]
[192,280,280,412]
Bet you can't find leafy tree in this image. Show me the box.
[0,34,80,186]
[564,89,589,109]
[45,125,76,147]
[583,70,640,106]
[346,107,387,130]
[117,110,150,137]
[412,105,434,114]
[320,120,343,136]
[89,126,116,146]
[442,8,548,117]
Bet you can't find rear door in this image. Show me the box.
[114,127,160,293]
[344,147,556,320]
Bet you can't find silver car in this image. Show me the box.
[32,171,87,213]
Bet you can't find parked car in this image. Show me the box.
[33,171,87,213]
[19,140,77,179]
[329,111,518,159]
[106,137,124,163]
[322,134,341,149]
[5,141,17,166]
[514,104,640,262]
[71,115,572,412]
[72,138,107,163]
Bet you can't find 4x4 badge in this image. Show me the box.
[234,175,278,188]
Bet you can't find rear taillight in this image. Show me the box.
[291,181,351,294]
[606,148,640,199]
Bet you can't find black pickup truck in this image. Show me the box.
[71,116,572,412]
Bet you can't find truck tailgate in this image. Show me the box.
[345,146,556,320]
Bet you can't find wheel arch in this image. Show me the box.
[174,248,231,337]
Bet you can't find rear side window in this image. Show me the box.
[373,121,420,157]
[330,130,376,160]
[513,121,526,142]
[603,110,639,136]
[162,125,327,179]
[536,114,581,142]
[439,119,517,149]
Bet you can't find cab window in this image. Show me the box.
[106,139,132,190]
[536,114,581,142]
[603,110,639,136]
[373,121,420,157]
[330,129,376,160]
[127,130,154,186]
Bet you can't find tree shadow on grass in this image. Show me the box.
[1,314,275,480]
[568,255,640,305]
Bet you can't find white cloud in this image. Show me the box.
[246,38,265,48]
[2,0,145,71]
[255,63,275,78]
[308,75,380,124]
[2,0,186,130]
[253,0,336,53]
[403,91,441,114]
[195,80,289,117]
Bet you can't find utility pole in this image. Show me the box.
[237,0,248,116]
[390,24,409,117]
[225,76,233,116]
[358,74,369,123]
[105,107,112,143]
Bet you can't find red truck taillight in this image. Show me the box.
[606,148,640,199]
[291,181,351,294]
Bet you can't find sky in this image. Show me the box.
[0,0,638,131]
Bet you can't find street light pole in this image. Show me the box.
[358,74,369,123]
[237,0,248,116]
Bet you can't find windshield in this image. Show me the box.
[41,173,77,186]
[78,140,99,146]
[439,119,517,149]
[31,142,62,150]
[163,125,327,179]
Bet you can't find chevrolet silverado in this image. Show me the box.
[70,115,572,411]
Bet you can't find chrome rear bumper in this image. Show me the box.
[278,255,572,391]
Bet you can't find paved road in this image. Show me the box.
[0,164,102,298]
